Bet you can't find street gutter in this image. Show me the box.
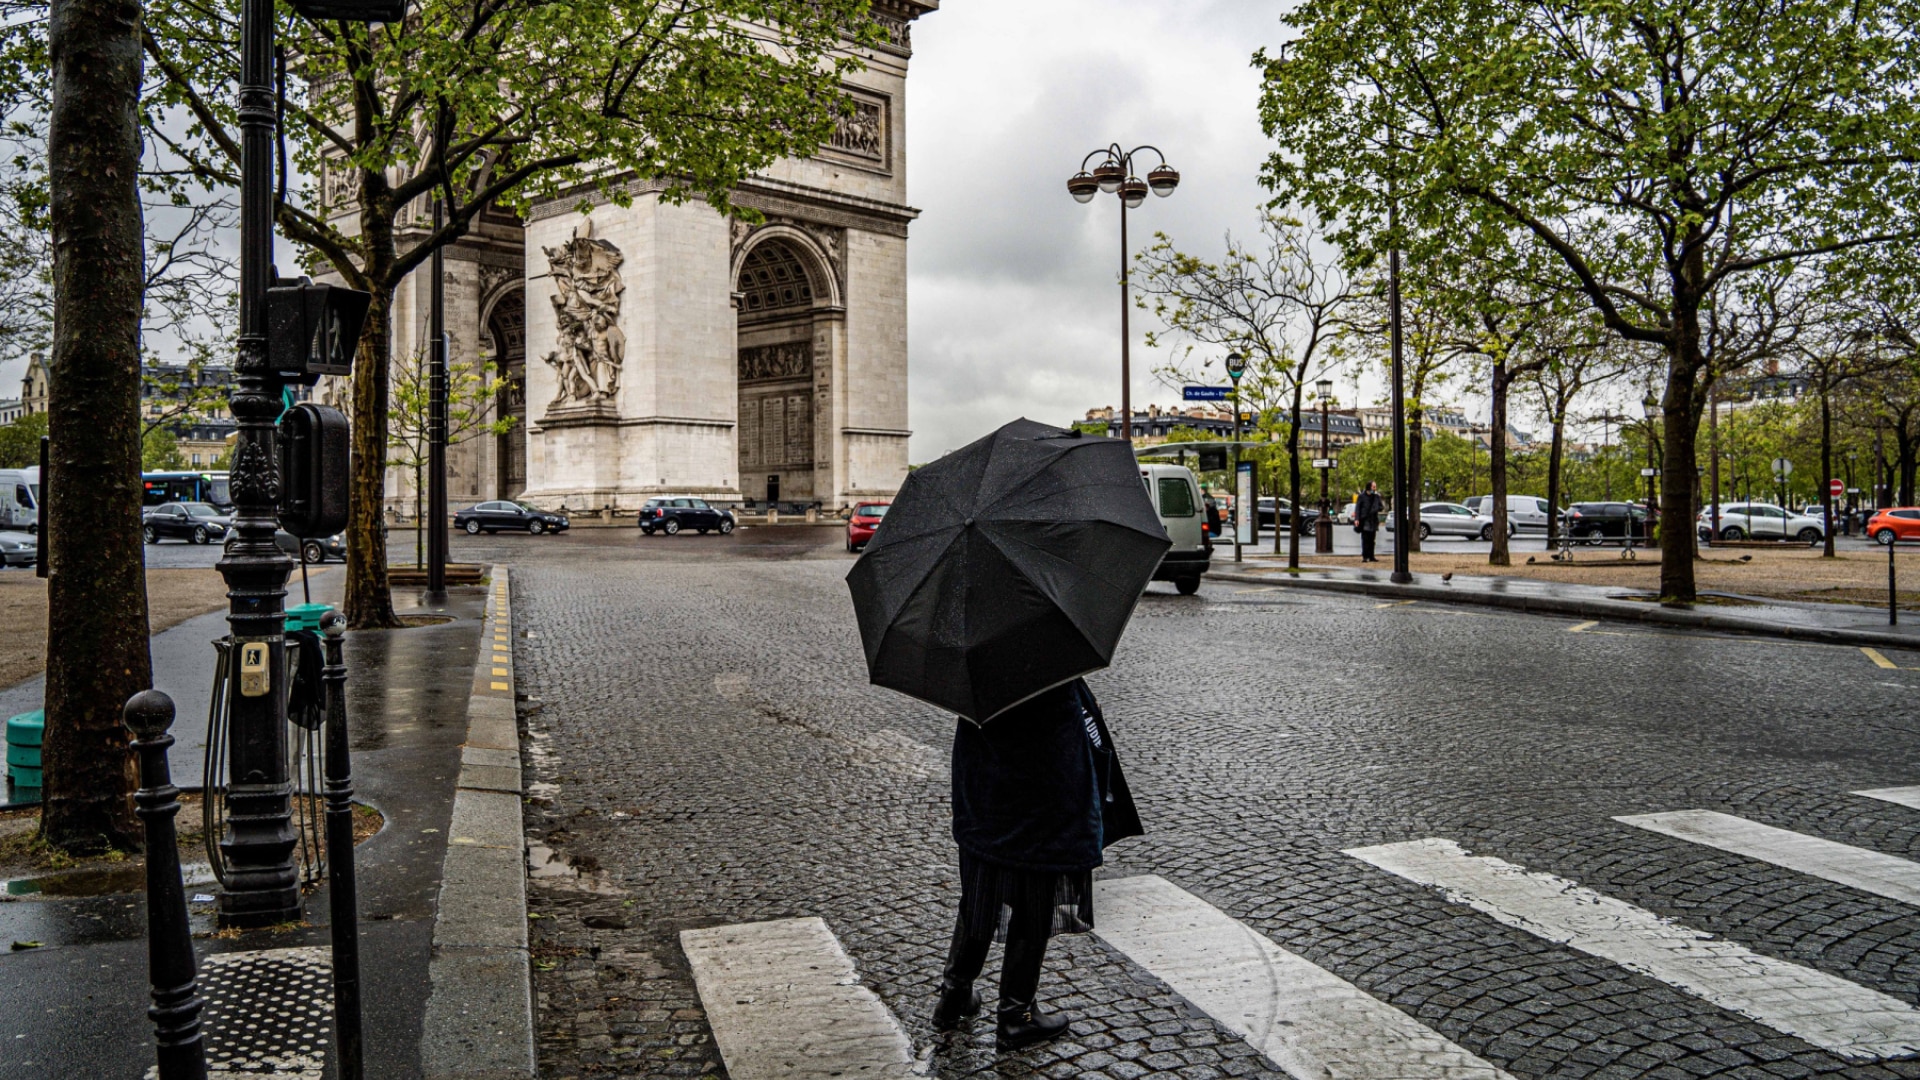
[419,565,536,1079]
[1208,569,1920,653]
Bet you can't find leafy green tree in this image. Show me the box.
[0,410,46,468]
[110,0,877,627]
[141,426,186,471]
[1136,211,1355,569]
[386,349,515,566]
[1260,0,1920,598]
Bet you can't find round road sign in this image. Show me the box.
[1830,479,1845,497]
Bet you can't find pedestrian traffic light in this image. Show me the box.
[285,0,404,21]
[277,403,351,538]
[267,278,372,386]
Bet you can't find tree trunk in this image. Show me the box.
[1820,376,1835,558]
[1899,429,1917,508]
[39,0,146,854]
[346,290,400,628]
[1545,406,1566,544]
[1489,365,1510,566]
[1659,344,1702,602]
[1286,382,1304,570]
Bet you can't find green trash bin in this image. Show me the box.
[286,602,335,633]
[6,709,43,799]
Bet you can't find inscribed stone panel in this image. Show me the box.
[739,399,759,469]
[785,395,811,466]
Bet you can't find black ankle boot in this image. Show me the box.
[932,923,990,1030]
[995,999,1070,1051]
[995,934,1069,1051]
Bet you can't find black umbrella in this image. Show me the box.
[846,418,1170,724]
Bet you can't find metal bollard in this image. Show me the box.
[320,612,364,1079]
[125,690,209,1080]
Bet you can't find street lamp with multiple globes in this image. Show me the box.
[1067,144,1179,444]
[1225,351,1246,562]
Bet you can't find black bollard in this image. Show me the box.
[125,690,209,1080]
[1892,536,1900,627]
[320,612,364,1079]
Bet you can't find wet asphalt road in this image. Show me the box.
[443,524,1920,1079]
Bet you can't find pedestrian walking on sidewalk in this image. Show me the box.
[1356,482,1385,562]
[845,418,1166,1052]
[935,677,1143,1049]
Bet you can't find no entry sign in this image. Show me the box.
[1830,479,1845,497]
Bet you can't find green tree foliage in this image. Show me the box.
[387,350,515,565]
[0,410,46,467]
[140,426,186,471]
[1259,0,1920,598]
[41,0,881,628]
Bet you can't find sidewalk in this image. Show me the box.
[1210,558,1920,651]
[0,571,524,1079]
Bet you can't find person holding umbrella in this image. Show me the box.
[847,418,1165,1052]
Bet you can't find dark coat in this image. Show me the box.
[1356,490,1385,532]
[951,679,1144,874]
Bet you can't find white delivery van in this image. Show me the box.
[1139,462,1210,594]
[1471,493,1554,535]
[0,467,38,534]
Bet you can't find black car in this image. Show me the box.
[281,529,346,564]
[1255,497,1320,534]
[454,500,570,535]
[142,501,232,544]
[638,497,735,536]
[1562,501,1658,542]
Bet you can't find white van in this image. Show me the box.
[1471,493,1553,535]
[1139,462,1210,594]
[0,467,38,534]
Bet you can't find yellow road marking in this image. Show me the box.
[492,667,509,676]
[1864,647,1900,670]
[1569,621,1599,633]
[490,681,510,691]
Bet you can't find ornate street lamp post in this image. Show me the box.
[1067,144,1179,445]
[1226,351,1246,563]
[1315,378,1334,555]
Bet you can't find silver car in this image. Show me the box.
[1388,501,1499,541]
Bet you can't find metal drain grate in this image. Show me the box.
[145,946,333,1078]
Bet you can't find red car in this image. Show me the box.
[847,501,890,552]
[1868,507,1920,545]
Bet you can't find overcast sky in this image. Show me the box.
[902,0,1298,460]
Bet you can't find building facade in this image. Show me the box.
[352,3,933,517]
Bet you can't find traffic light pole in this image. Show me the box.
[427,198,448,599]
[214,0,300,928]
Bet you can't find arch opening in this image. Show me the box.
[485,289,528,498]
[736,238,827,507]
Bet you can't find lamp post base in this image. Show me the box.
[1314,518,1333,555]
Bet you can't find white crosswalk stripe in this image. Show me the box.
[1856,785,1920,812]
[1094,874,1517,1080]
[1345,837,1920,1061]
[1617,809,1920,907]
[680,917,916,1080]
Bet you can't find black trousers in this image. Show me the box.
[1360,527,1377,560]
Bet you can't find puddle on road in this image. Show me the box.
[5,861,215,898]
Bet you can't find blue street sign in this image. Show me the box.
[1184,386,1231,401]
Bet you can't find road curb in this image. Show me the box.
[1208,570,1920,652]
[420,566,536,1079]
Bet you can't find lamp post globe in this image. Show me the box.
[1066,171,1099,204]
[1147,164,1180,196]
[1120,176,1148,209]
[1093,159,1125,193]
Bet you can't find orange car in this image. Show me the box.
[847,501,890,552]
[1868,507,1920,545]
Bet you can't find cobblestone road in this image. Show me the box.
[458,527,1920,1080]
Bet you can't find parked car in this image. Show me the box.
[282,529,346,564]
[455,500,571,535]
[638,497,735,536]
[1470,494,1554,534]
[142,501,232,544]
[1867,507,1920,545]
[1388,502,1498,541]
[1697,502,1823,543]
[847,501,888,552]
[1140,463,1209,594]
[0,467,38,534]
[1562,501,1656,542]
[1256,497,1321,534]
[0,529,35,567]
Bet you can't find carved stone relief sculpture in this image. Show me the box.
[541,218,626,410]
[739,342,812,383]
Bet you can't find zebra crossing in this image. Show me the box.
[682,783,1920,1078]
